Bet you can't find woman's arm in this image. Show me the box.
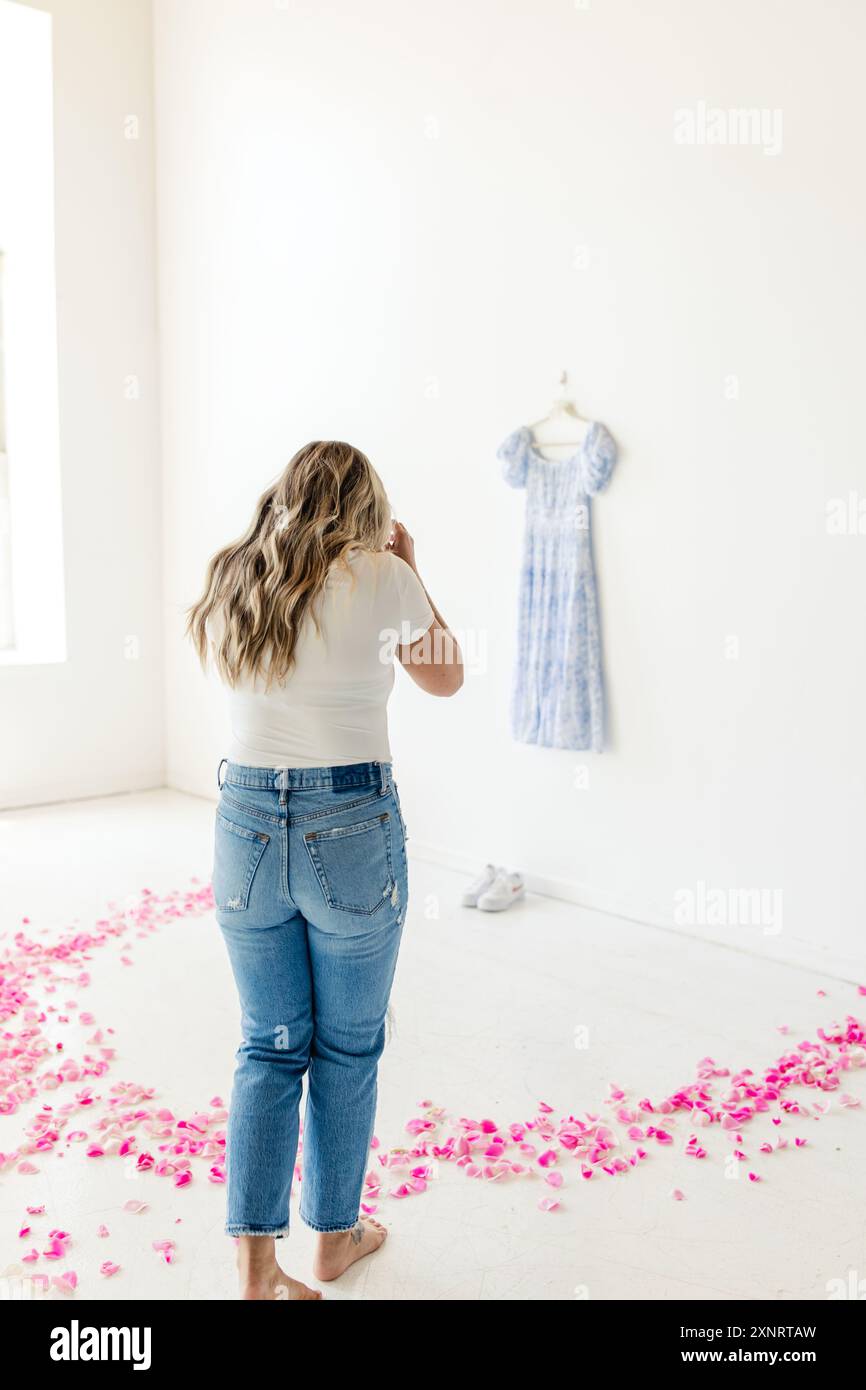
[387,522,463,697]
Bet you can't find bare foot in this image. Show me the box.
[313,1218,388,1282]
[241,1267,322,1301]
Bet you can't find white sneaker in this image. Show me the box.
[462,863,499,908]
[477,870,525,912]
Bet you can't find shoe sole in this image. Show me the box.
[477,889,525,912]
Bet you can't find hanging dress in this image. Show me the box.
[498,422,617,752]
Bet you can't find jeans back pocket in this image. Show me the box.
[304,812,394,915]
[213,813,269,912]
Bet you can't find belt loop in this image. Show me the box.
[217,758,228,790]
[379,761,389,795]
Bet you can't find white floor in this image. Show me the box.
[0,790,863,1302]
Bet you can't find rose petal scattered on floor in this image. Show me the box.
[3,884,865,1296]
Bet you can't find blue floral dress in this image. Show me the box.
[498,423,617,752]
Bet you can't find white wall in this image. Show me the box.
[0,1,66,666]
[155,0,866,978]
[0,0,163,807]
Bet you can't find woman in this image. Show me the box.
[188,441,462,1300]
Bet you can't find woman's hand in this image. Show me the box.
[387,520,417,573]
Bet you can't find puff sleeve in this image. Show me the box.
[580,423,617,496]
[497,426,531,489]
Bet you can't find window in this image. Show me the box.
[0,253,12,649]
[0,0,66,664]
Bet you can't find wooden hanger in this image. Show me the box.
[528,370,590,454]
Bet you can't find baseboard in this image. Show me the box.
[0,772,166,814]
[407,839,865,986]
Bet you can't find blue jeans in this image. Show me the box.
[212,760,407,1236]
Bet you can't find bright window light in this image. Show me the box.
[0,0,66,665]
[0,252,12,648]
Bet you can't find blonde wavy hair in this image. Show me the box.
[187,440,391,687]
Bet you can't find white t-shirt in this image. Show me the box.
[211,550,434,769]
